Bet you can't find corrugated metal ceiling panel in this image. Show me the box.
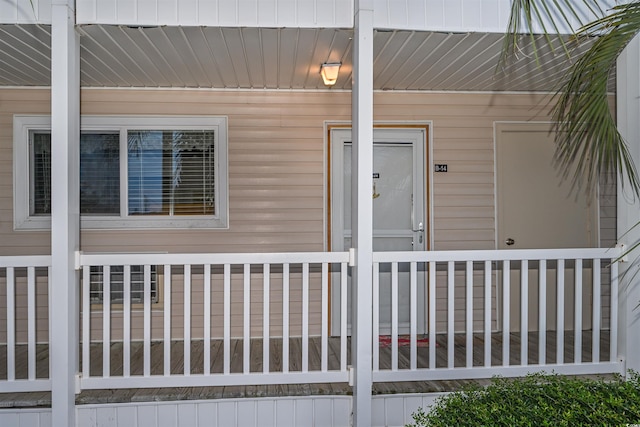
[0,24,608,92]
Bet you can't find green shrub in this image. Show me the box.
[407,372,640,427]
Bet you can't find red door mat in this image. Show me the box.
[378,335,431,347]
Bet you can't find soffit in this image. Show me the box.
[0,24,608,92]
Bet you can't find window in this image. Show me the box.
[14,116,228,229]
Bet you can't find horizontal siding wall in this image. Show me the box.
[0,393,446,427]
[76,0,353,27]
[0,88,614,255]
[372,0,615,33]
[0,0,618,30]
[0,88,617,339]
[0,0,51,24]
[0,89,51,256]
[76,396,353,427]
[373,0,620,33]
[73,0,616,33]
[373,0,511,32]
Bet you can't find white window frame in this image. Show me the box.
[13,115,229,230]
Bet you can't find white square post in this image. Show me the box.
[616,34,640,374]
[351,0,374,425]
[50,0,80,425]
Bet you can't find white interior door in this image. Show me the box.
[330,128,428,335]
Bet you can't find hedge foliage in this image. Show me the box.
[408,372,640,427]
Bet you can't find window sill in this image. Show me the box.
[14,215,229,231]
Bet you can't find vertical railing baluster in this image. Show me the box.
[574,259,583,364]
[143,264,151,377]
[82,266,90,380]
[557,260,565,364]
[410,261,417,371]
[502,260,510,366]
[521,260,528,366]
[48,266,52,379]
[592,259,601,363]
[123,265,131,378]
[447,261,454,369]
[539,260,547,365]
[223,264,231,375]
[610,260,618,362]
[340,262,347,372]
[484,261,491,367]
[263,264,270,373]
[6,267,15,381]
[27,266,36,380]
[373,262,380,371]
[184,265,191,376]
[204,264,211,375]
[163,265,172,376]
[103,265,111,378]
[465,261,473,368]
[282,264,290,373]
[243,264,250,374]
[321,262,329,372]
[391,262,399,371]
[428,261,436,369]
[302,263,309,373]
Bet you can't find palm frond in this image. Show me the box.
[500,0,606,68]
[552,2,640,198]
[501,0,640,200]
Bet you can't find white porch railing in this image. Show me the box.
[372,248,624,382]
[78,252,351,389]
[0,255,51,393]
[0,248,626,394]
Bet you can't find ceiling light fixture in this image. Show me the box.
[320,62,341,86]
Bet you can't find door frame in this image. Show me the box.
[325,123,433,252]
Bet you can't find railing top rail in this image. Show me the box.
[0,255,52,268]
[372,247,622,263]
[80,251,351,266]
[79,247,622,267]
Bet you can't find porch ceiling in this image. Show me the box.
[0,24,604,92]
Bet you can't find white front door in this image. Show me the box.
[329,127,428,335]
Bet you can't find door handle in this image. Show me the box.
[505,238,515,246]
[412,222,424,244]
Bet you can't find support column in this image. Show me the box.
[351,0,374,425]
[50,0,80,425]
[616,35,640,374]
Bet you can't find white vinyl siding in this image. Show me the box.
[0,0,51,24]
[0,88,615,256]
[75,0,353,28]
[0,88,617,344]
[72,0,615,33]
[0,394,441,427]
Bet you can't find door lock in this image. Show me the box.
[505,238,515,246]
[413,222,424,244]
